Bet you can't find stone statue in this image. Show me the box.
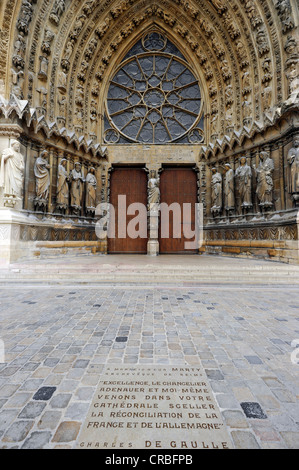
[56,158,69,212]
[50,0,65,25]
[85,167,97,215]
[211,167,222,216]
[70,162,84,214]
[235,156,252,211]
[148,170,160,208]
[209,0,226,13]
[287,135,299,199]
[256,151,274,210]
[34,150,51,204]
[223,163,235,214]
[0,140,24,202]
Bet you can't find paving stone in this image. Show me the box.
[2,420,34,442]
[64,402,90,420]
[0,410,19,433]
[205,369,224,380]
[223,410,249,429]
[0,384,20,398]
[18,401,46,419]
[32,386,57,401]
[231,430,260,449]
[244,356,263,365]
[21,431,52,449]
[37,411,62,430]
[52,421,81,442]
[72,360,90,369]
[240,402,267,419]
[279,432,299,449]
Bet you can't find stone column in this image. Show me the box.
[147,166,161,256]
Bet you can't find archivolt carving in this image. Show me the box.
[0,0,295,145]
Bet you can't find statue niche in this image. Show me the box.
[56,158,69,214]
[0,140,25,208]
[235,156,252,214]
[287,135,299,206]
[211,167,222,217]
[256,151,274,212]
[85,167,97,217]
[70,162,84,216]
[223,163,235,216]
[34,150,51,212]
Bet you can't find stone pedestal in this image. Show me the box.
[147,206,159,256]
[0,208,27,265]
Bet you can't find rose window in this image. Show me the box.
[104,32,204,144]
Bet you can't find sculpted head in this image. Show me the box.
[259,151,269,161]
[40,150,49,160]
[11,140,20,152]
[293,136,299,148]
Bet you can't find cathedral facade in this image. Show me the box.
[0,0,298,264]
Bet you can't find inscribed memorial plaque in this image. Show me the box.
[77,365,232,449]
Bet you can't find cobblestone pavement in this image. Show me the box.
[0,283,299,449]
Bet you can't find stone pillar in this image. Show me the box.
[147,167,161,256]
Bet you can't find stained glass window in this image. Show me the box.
[104,32,204,144]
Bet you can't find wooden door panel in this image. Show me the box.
[159,168,197,254]
[108,168,148,253]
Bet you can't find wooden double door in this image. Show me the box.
[159,167,198,254]
[108,167,197,254]
[108,168,148,254]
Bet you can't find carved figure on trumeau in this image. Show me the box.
[70,162,84,215]
[0,140,25,207]
[56,158,69,213]
[256,151,274,210]
[34,150,51,211]
[223,163,235,215]
[211,167,222,216]
[85,167,97,216]
[148,170,160,208]
[287,135,299,204]
[235,156,252,212]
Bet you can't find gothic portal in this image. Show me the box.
[0,0,298,263]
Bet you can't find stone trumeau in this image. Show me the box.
[0,0,298,264]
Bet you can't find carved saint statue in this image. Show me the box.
[287,135,299,196]
[56,158,69,211]
[34,150,51,201]
[70,162,84,213]
[0,140,24,200]
[211,167,222,215]
[148,170,160,208]
[235,156,252,210]
[223,163,235,213]
[85,167,97,213]
[50,0,65,25]
[256,151,274,209]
